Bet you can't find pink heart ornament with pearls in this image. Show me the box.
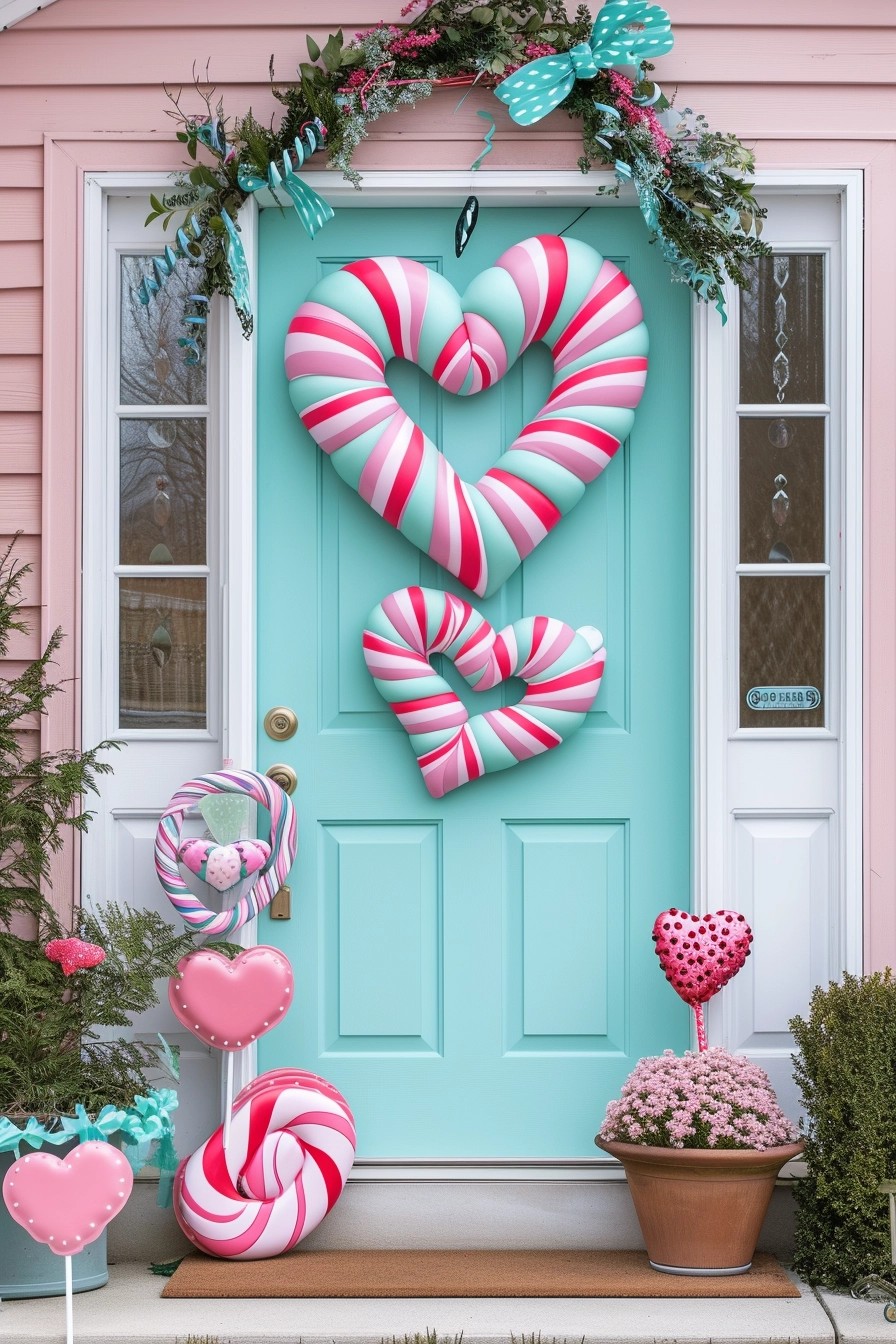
[168,946,294,1050]
[652,907,753,1006]
[177,838,271,893]
[2,1140,133,1254]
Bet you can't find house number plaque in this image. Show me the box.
[746,686,821,711]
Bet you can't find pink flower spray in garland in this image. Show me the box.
[45,937,106,977]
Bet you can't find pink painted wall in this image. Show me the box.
[0,0,892,954]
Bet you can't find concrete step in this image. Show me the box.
[0,1261,851,1344]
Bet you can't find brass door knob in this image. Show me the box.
[265,763,297,796]
[263,706,298,741]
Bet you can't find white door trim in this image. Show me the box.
[694,168,864,1033]
[82,166,862,1181]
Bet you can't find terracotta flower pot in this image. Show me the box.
[595,1138,804,1275]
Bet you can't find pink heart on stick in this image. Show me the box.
[168,946,294,1051]
[652,907,753,1006]
[177,838,271,893]
[2,1140,133,1254]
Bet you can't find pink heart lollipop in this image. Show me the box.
[652,907,753,1050]
[2,1140,133,1254]
[168,945,294,1050]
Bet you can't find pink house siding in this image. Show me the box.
[0,0,893,956]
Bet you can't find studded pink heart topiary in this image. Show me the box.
[44,937,106,976]
[652,907,753,1050]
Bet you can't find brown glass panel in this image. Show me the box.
[740,577,825,729]
[119,578,206,730]
[120,254,206,407]
[119,418,206,565]
[740,254,825,406]
[739,417,825,564]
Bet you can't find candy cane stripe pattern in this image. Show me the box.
[286,235,648,597]
[364,586,606,797]
[174,1068,356,1260]
[155,769,297,936]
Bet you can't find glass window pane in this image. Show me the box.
[119,418,206,565]
[739,417,825,564]
[119,577,207,730]
[740,577,825,729]
[740,254,825,405]
[120,254,206,406]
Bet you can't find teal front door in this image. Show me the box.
[256,205,691,1158]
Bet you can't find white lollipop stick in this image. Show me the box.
[65,1254,73,1344]
[222,1051,234,1152]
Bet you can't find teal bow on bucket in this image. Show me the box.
[494,0,674,126]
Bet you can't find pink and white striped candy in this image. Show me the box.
[363,585,606,797]
[174,1068,355,1260]
[286,234,648,598]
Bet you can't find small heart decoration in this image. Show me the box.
[2,1140,134,1254]
[177,838,271,893]
[364,586,605,797]
[168,946,294,1051]
[44,937,106,976]
[652,907,753,1007]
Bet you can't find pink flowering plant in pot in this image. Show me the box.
[595,909,803,1276]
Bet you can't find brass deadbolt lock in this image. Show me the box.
[264,706,298,741]
[265,763,297,796]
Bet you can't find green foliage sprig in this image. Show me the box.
[790,972,896,1289]
[148,0,768,326]
[0,543,234,1121]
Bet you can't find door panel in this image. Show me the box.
[256,206,691,1158]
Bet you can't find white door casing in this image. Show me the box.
[81,170,862,1188]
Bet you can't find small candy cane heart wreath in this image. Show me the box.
[364,586,606,797]
[155,769,297,935]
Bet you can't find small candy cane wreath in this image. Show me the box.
[155,769,297,936]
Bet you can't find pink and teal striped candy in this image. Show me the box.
[363,586,606,797]
[155,769,297,936]
[286,234,649,599]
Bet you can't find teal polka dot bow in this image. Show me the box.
[494,0,674,127]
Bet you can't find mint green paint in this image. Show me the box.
[257,207,691,1158]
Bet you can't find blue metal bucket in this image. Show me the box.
[0,1148,109,1299]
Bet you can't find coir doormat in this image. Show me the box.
[161,1249,800,1299]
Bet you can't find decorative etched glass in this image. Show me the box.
[739,577,825,729]
[119,418,206,565]
[119,578,207,730]
[739,254,825,405]
[120,255,206,407]
[739,417,825,564]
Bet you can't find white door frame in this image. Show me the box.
[82,166,863,1183]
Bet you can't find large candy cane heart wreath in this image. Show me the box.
[363,586,606,797]
[155,769,297,936]
[174,1068,356,1260]
[286,234,648,598]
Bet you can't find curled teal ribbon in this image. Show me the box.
[238,120,333,240]
[470,110,496,172]
[222,211,252,324]
[135,214,203,308]
[2,1087,181,1207]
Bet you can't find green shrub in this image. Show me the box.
[790,971,896,1288]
